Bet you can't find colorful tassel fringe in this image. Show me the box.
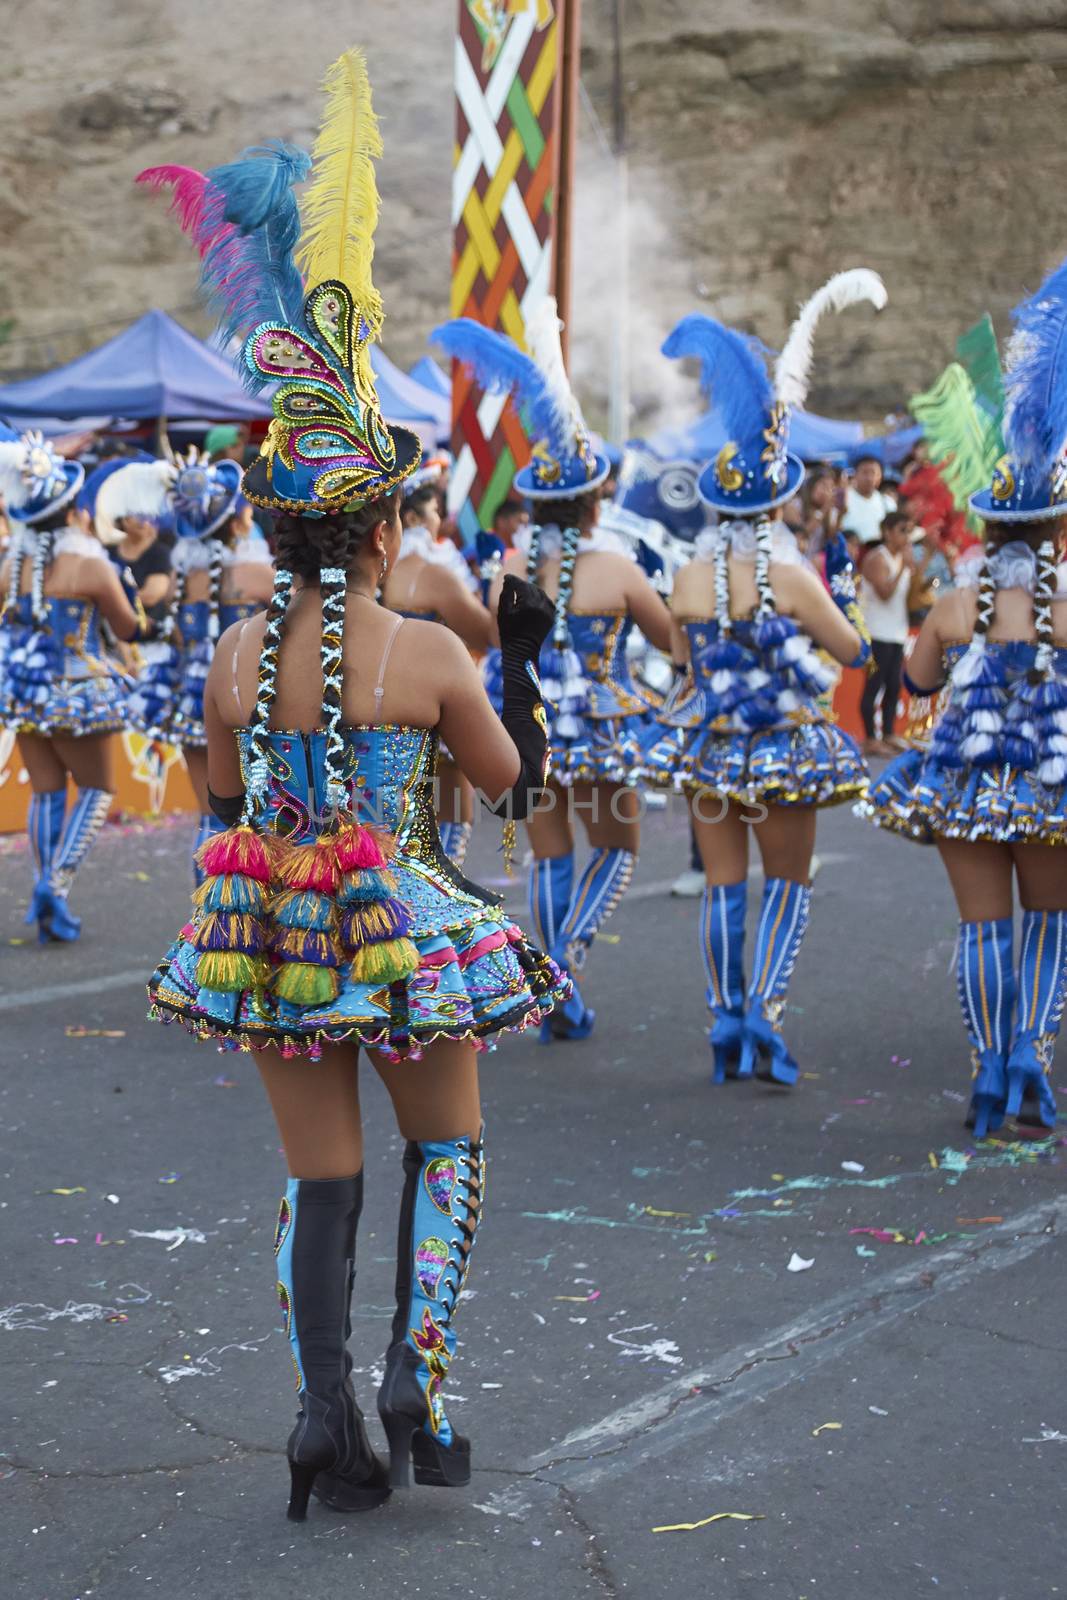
[272,962,341,1006]
[349,935,420,985]
[192,824,275,993]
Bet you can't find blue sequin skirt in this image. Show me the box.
[0,627,128,736]
[149,905,570,1062]
[548,710,654,787]
[125,641,182,741]
[856,747,1067,843]
[642,717,868,808]
[168,638,213,748]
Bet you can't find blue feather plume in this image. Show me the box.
[431,317,564,452]
[1003,258,1067,475]
[199,140,311,388]
[662,314,774,448]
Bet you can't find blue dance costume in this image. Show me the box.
[858,544,1067,1133]
[638,280,884,1084]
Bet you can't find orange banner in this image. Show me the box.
[0,730,198,833]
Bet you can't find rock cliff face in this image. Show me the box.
[2,0,1065,432]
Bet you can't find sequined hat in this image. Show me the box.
[0,430,85,526]
[137,49,421,519]
[165,448,242,539]
[665,269,887,517]
[614,444,706,544]
[971,260,1067,523]
[77,453,177,547]
[432,298,610,503]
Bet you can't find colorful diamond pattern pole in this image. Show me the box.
[449,1,563,542]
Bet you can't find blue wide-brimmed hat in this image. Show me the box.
[614,445,707,543]
[433,297,609,504]
[970,260,1067,523]
[664,269,887,517]
[0,430,84,526]
[166,449,244,540]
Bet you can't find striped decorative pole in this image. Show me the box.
[449,0,566,541]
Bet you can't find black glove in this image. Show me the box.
[485,575,554,821]
[112,558,156,643]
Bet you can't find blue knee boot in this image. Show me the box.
[1005,910,1065,1131]
[529,854,574,1039]
[41,786,114,941]
[702,881,748,1083]
[739,877,812,1085]
[547,847,636,1041]
[25,788,66,940]
[956,917,1015,1139]
[193,812,227,888]
[377,1132,484,1488]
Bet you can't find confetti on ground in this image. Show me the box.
[158,1174,181,1184]
[213,1076,238,1088]
[8,937,26,946]
[1022,1429,1067,1443]
[928,1152,939,1168]
[787,1253,814,1272]
[128,1227,207,1250]
[891,1055,911,1067]
[869,1406,889,1416]
[53,1237,78,1245]
[65,1026,126,1039]
[46,1187,86,1196]
[643,1207,692,1219]
[841,1161,865,1174]
[595,932,620,945]
[855,1245,877,1258]
[812,1422,842,1436]
[653,1513,765,1534]
[554,1291,601,1303]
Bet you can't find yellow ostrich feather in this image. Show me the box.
[296,48,384,383]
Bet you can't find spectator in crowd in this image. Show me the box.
[114,510,172,628]
[491,495,529,549]
[858,509,916,756]
[203,424,249,466]
[841,454,897,547]
[798,466,841,556]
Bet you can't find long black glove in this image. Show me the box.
[484,574,554,821]
[111,555,158,642]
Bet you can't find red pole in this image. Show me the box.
[554,0,581,367]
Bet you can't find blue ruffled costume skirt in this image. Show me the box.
[856,747,1067,843]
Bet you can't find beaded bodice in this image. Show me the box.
[942,639,1067,677]
[240,724,495,935]
[545,609,648,717]
[3,594,106,663]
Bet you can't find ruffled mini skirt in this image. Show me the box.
[856,748,1067,844]
[149,909,569,1062]
[168,637,212,748]
[125,641,182,741]
[0,625,128,737]
[642,716,868,808]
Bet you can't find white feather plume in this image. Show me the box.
[0,440,28,510]
[95,460,175,547]
[774,268,888,411]
[524,295,588,452]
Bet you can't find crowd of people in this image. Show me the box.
[3,44,1066,1527]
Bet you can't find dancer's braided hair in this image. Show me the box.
[242,493,400,821]
[525,494,590,645]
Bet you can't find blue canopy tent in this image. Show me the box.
[409,355,451,400]
[0,310,270,425]
[646,406,866,465]
[370,348,450,447]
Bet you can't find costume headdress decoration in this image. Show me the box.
[0,429,88,625]
[932,264,1067,784]
[77,455,177,547]
[139,48,419,1008]
[433,300,604,735]
[664,268,887,517]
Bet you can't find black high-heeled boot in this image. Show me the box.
[377,1133,484,1488]
[273,1172,391,1520]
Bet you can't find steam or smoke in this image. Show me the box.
[569,121,705,444]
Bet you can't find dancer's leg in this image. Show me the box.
[691,800,750,1081]
[370,1042,483,1488]
[255,1043,388,1520]
[937,839,1016,1136]
[740,805,818,1085]
[1005,843,1067,1129]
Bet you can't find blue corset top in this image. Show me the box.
[241,724,438,844]
[4,594,103,654]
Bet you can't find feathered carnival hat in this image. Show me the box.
[76,454,175,547]
[137,49,421,517]
[0,429,85,526]
[971,258,1067,523]
[665,269,887,516]
[432,297,610,501]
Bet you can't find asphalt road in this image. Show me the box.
[2,791,1066,1600]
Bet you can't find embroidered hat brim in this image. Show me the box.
[242,422,423,515]
[513,452,612,502]
[969,484,1067,523]
[10,460,86,526]
[696,451,805,516]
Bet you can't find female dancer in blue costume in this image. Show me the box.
[382,477,491,867]
[434,300,673,1040]
[142,51,567,1520]
[123,448,274,880]
[0,433,147,941]
[642,272,885,1085]
[858,259,1067,1138]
